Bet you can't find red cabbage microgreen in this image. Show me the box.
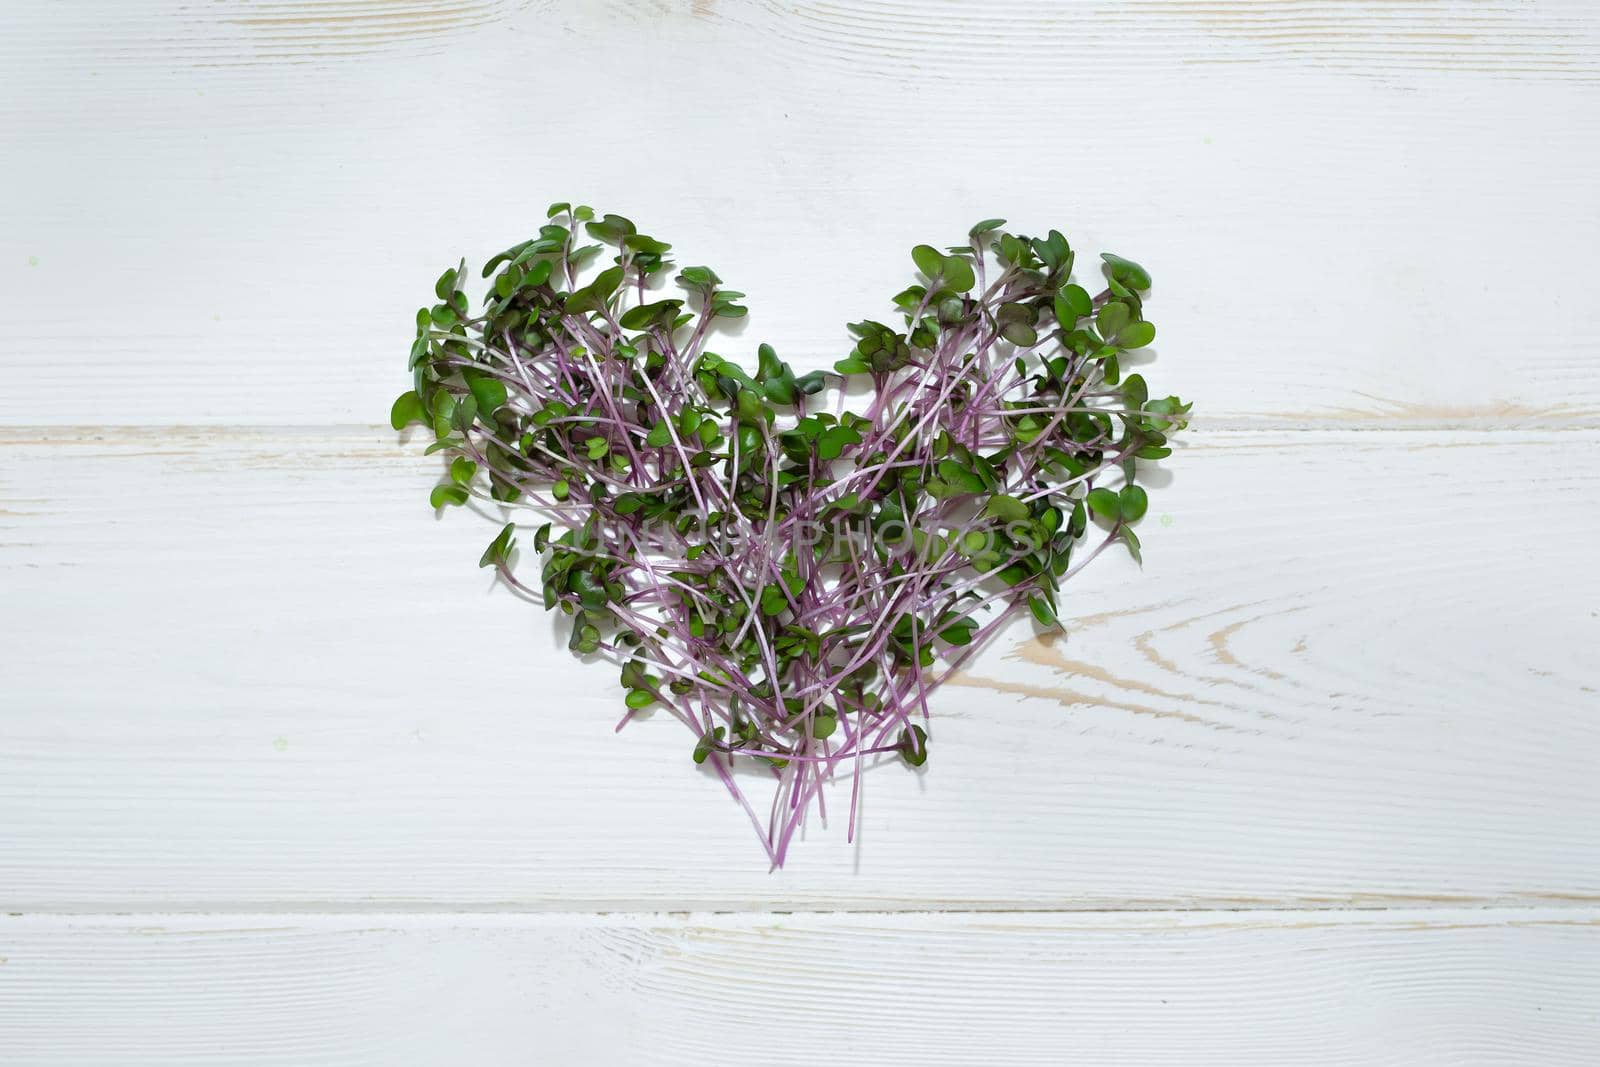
[392,205,1190,866]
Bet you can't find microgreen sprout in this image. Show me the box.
[392,204,1189,865]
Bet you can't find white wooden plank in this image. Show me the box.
[1,909,1596,1065]
[2,1,1599,428]
[2,428,1596,909]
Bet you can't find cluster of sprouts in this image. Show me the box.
[391,205,1189,865]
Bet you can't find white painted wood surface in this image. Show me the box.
[2,910,1597,1065]
[3,1,1600,429]
[3,0,1599,1062]
[4,428,1598,909]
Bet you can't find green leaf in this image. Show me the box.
[693,726,726,764]
[811,711,838,739]
[1069,500,1087,537]
[1143,396,1193,433]
[676,265,721,289]
[1102,253,1152,291]
[1096,302,1131,342]
[1122,373,1149,408]
[592,265,624,298]
[711,293,748,318]
[911,244,944,279]
[996,301,1031,325]
[985,494,1030,522]
[389,391,426,431]
[1119,484,1149,522]
[942,255,976,292]
[449,456,477,485]
[565,266,625,314]
[936,459,985,494]
[625,689,656,710]
[969,218,1007,237]
[571,622,601,654]
[735,388,765,424]
[585,213,637,245]
[430,484,469,509]
[619,299,684,331]
[450,394,478,434]
[479,522,515,568]
[1001,321,1038,347]
[998,233,1026,266]
[468,374,507,414]
[622,233,671,256]
[1030,230,1072,273]
[434,267,458,301]
[898,724,929,767]
[1028,595,1057,628]
[1121,524,1143,564]
[794,370,827,396]
[755,342,783,380]
[569,570,609,611]
[1086,487,1121,521]
[939,618,976,645]
[1117,320,1156,349]
[997,562,1033,587]
[620,660,647,691]
[816,424,860,461]
[1053,284,1092,329]
[524,260,553,287]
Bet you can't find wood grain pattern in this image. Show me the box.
[2,2,1598,428]
[779,0,1600,81]
[2,909,1596,1065]
[4,428,1595,909]
[5,2,1600,1054]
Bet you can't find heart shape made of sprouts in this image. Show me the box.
[392,206,1190,866]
